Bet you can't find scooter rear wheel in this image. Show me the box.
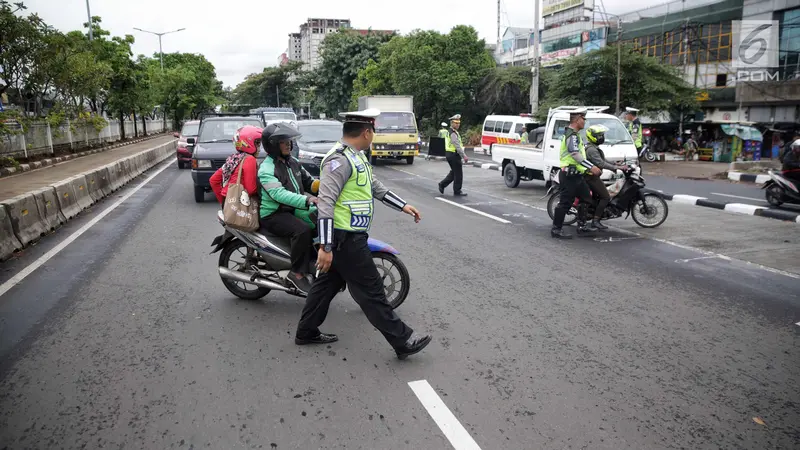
[219,239,271,300]
[362,252,410,309]
[765,184,784,207]
[547,192,578,226]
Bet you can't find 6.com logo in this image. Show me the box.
[733,20,779,69]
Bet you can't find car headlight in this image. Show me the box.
[194,159,211,169]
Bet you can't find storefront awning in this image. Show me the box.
[720,124,763,142]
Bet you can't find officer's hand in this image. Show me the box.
[463,156,469,163]
[316,248,333,273]
[307,196,319,206]
[590,166,602,176]
[402,204,422,223]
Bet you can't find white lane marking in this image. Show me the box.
[435,197,511,224]
[593,236,640,243]
[0,158,172,298]
[711,192,767,203]
[408,380,482,450]
[796,322,800,327]
[389,166,423,178]
[675,255,732,263]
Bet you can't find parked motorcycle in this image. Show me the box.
[638,143,657,163]
[210,211,410,308]
[545,163,669,228]
[762,170,800,207]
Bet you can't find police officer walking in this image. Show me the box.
[295,108,432,360]
[551,108,602,239]
[438,114,468,196]
[624,107,643,152]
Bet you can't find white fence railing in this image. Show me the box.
[0,119,167,159]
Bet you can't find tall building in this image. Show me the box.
[287,33,302,62]
[298,18,352,70]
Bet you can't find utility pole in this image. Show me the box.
[530,0,540,116]
[616,17,622,115]
[497,0,501,53]
[85,0,93,40]
[276,85,280,107]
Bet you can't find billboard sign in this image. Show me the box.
[540,47,579,67]
[543,0,586,16]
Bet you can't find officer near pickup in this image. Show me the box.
[551,108,602,239]
[624,107,643,152]
[438,114,469,196]
[295,108,432,360]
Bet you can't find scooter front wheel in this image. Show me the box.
[631,193,669,228]
[361,252,411,309]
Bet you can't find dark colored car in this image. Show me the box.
[293,119,342,177]
[191,115,264,203]
[175,120,200,169]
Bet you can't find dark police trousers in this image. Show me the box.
[440,152,464,193]
[296,231,413,348]
[552,169,593,230]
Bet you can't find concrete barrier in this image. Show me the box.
[105,162,125,192]
[69,175,94,210]
[119,158,134,184]
[52,177,81,219]
[87,167,112,201]
[1,192,48,247]
[32,186,65,231]
[0,204,23,261]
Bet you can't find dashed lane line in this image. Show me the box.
[435,197,511,224]
[408,380,483,450]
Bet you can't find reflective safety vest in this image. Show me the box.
[438,128,448,139]
[321,145,374,232]
[627,120,643,149]
[445,129,462,153]
[559,127,588,174]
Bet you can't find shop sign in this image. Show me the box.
[540,47,580,67]
[543,0,586,16]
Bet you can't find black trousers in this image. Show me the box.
[440,152,463,193]
[584,174,610,219]
[552,170,592,230]
[260,212,312,274]
[296,231,413,348]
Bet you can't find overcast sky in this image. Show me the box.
[24,0,665,88]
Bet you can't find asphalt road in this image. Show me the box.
[0,156,798,449]
[463,148,795,210]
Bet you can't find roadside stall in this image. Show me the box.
[716,124,763,162]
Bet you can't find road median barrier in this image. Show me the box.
[0,205,22,261]
[1,192,48,247]
[1,139,176,261]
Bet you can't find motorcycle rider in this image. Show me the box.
[782,138,800,186]
[584,124,627,230]
[551,108,602,239]
[258,123,319,295]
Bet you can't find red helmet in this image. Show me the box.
[233,125,263,155]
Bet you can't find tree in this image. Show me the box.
[477,66,532,115]
[148,52,223,127]
[315,30,394,116]
[351,26,495,131]
[536,44,698,121]
[230,61,304,110]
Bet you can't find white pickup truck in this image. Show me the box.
[491,106,639,188]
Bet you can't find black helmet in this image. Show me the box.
[262,123,302,158]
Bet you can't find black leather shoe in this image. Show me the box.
[438,183,444,194]
[288,271,312,295]
[454,191,468,196]
[592,219,608,230]
[395,334,432,360]
[578,222,597,233]
[551,228,573,239]
[295,333,339,345]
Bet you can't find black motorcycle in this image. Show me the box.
[546,163,669,228]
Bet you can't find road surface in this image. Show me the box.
[0,157,798,449]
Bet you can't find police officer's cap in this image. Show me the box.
[569,107,587,118]
[338,108,380,125]
[625,107,639,114]
[449,114,461,122]
[441,122,448,127]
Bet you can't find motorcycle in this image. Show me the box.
[762,170,800,207]
[545,162,669,228]
[638,143,657,163]
[210,210,410,308]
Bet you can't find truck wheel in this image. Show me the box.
[370,155,378,165]
[405,156,414,165]
[194,185,205,203]
[504,163,521,188]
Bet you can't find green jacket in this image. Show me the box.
[258,155,314,219]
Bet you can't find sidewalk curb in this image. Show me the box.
[0,139,178,261]
[728,171,771,184]
[0,132,171,179]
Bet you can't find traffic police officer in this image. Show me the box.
[551,108,602,239]
[295,108,432,360]
[438,122,449,139]
[625,107,643,151]
[438,114,468,196]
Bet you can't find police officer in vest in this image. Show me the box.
[625,107,643,152]
[438,114,468,196]
[438,122,449,139]
[551,108,601,239]
[295,108,432,360]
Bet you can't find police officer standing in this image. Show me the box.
[438,114,468,196]
[624,107,643,152]
[551,108,602,239]
[295,108,432,360]
[438,122,449,139]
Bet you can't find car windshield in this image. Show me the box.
[375,112,416,132]
[263,112,296,121]
[583,118,632,144]
[181,123,199,136]
[198,119,262,143]
[298,123,341,144]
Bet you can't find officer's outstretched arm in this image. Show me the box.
[316,155,350,246]
[371,173,407,211]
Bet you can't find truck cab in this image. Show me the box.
[358,96,419,165]
[491,106,638,188]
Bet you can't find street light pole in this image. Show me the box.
[616,16,622,115]
[133,27,186,72]
[530,0,540,116]
[85,0,93,40]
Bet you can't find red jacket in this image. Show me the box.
[209,155,259,204]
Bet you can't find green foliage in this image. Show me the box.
[478,66,532,115]
[462,125,483,147]
[0,156,20,169]
[147,52,222,127]
[536,44,698,121]
[230,61,304,110]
